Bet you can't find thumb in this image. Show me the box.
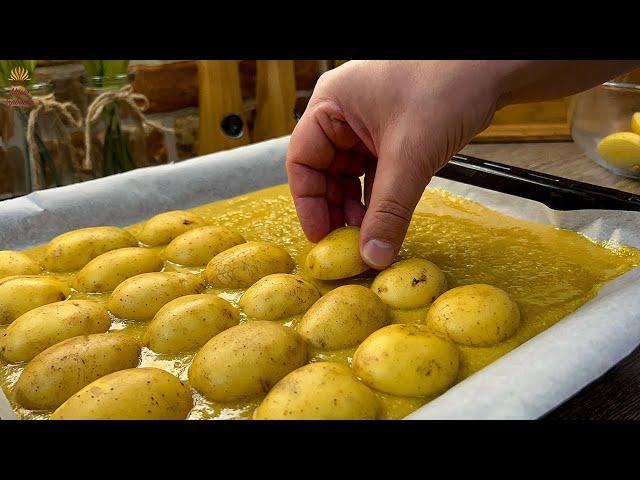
[359,141,433,270]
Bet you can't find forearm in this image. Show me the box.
[491,60,640,109]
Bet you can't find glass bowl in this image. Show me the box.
[569,81,640,179]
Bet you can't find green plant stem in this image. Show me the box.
[16,108,59,188]
[100,101,136,177]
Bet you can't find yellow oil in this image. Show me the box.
[2,183,639,420]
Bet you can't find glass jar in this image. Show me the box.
[0,81,81,199]
[569,81,640,179]
[82,73,150,178]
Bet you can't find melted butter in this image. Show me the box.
[2,184,639,420]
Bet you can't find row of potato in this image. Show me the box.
[0,211,521,420]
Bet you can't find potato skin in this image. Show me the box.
[50,367,193,420]
[352,324,459,397]
[372,258,447,309]
[0,276,70,324]
[14,333,141,410]
[296,285,390,349]
[305,226,368,280]
[239,274,320,321]
[0,300,111,363]
[189,320,308,402]
[138,210,206,247]
[165,226,246,267]
[205,241,294,289]
[0,251,40,279]
[107,272,205,321]
[75,247,164,292]
[143,294,239,354]
[254,362,379,420]
[43,226,138,272]
[426,284,520,347]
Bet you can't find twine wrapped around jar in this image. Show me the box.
[26,94,83,189]
[83,84,173,172]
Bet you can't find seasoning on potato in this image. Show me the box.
[372,258,447,310]
[254,362,379,420]
[0,276,70,324]
[426,284,520,347]
[137,210,206,246]
[296,284,390,349]
[239,273,320,321]
[43,226,138,272]
[107,271,205,321]
[205,241,294,289]
[0,251,41,279]
[165,225,246,267]
[74,247,164,293]
[0,300,111,363]
[352,324,459,397]
[144,294,239,354]
[189,320,308,402]
[50,367,193,420]
[14,333,141,410]
[305,226,369,280]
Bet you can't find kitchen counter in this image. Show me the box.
[461,141,640,419]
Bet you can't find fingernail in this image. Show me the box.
[362,239,396,270]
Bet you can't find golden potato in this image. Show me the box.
[165,226,246,267]
[144,294,239,354]
[372,258,447,309]
[43,226,138,272]
[137,210,206,247]
[296,285,389,349]
[426,284,520,347]
[254,362,379,420]
[0,276,70,324]
[0,251,40,279]
[75,247,164,292]
[305,226,368,280]
[352,324,459,397]
[107,272,205,321]
[189,320,308,402]
[14,333,141,410]
[50,367,193,420]
[239,273,320,321]
[205,241,294,289]
[0,300,111,363]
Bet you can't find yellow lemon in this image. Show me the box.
[631,112,640,135]
[596,132,640,170]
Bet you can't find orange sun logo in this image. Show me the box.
[9,66,30,86]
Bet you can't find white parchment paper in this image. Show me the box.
[1,135,639,420]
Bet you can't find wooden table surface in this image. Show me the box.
[460,141,640,419]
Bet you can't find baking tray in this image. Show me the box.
[437,153,640,212]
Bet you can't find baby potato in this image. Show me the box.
[14,333,141,410]
[107,272,205,321]
[426,284,520,347]
[0,251,40,279]
[189,320,308,402]
[352,324,459,397]
[372,258,447,309]
[0,276,70,324]
[239,274,320,321]
[297,285,389,349]
[43,226,138,272]
[305,226,369,280]
[50,367,193,420]
[0,300,111,363]
[138,210,206,247]
[254,362,379,420]
[165,226,246,267]
[75,247,164,292]
[144,294,239,354]
[205,241,294,289]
